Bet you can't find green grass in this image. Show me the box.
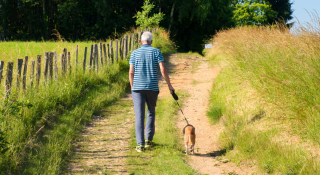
[0,28,177,174]
[0,61,130,174]
[205,23,320,174]
[126,92,196,175]
[207,56,320,174]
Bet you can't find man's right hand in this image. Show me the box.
[169,85,175,94]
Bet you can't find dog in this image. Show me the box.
[183,124,196,155]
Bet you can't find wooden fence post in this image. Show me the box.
[120,38,123,60]
[36,55,41,87]
[17,58,23,90]
[93,44,96,71]
[5,62,13,98]
[63,48,67,73]
[54,52,58,81]
[99,43,103,66]
[49,52,54,81]
[22,56,28,90]
[121,38,124,60]
[129,35,132,52]
[30,61,35,88]
[89,44,94,69]
[110,40,114,64]
[44,52,49,82]
[124,38,127,59]
[103,44,107,65]
[0,61,4,85]
[132,33,135,50]
[138,32,141,45]
[60,54,64,75]
[107,44,110,64]
[83,47,87,73]
[116,39,118,62]
[126,35,129,57]
[76,45,78,73]
[140,31,143,46]
[95,44,99,72]
[67,52,71,74]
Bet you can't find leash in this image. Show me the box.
[172,91,189,125]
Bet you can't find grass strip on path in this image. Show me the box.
[126,92,196,175]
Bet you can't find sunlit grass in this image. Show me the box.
[206,19,320,174]
[0,29,176,174]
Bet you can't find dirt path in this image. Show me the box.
[160,54,255,175]
[68,53,255,175]
[68,95,133,174]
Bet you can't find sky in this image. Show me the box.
[289,0,320,25]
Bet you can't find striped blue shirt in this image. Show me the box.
[129,44,164,91]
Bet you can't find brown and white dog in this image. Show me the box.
[183,124,196,155]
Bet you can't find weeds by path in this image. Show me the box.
[126,92,196,175]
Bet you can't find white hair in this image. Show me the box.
[141,31,153,42]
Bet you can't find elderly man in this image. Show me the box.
[129,31,174,152]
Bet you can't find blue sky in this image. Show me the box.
[289,0,320,25]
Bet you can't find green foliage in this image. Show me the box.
[266,0,293,23]
[233,0,278,26]
[157,0,234,53]
[231,0,293,24]
[0,0,142,41]
[134,0,164,30]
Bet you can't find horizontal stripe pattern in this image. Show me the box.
[129,44,164,91]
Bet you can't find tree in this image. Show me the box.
[153,0,234,53]
[267,0,293,23]
[232,0,293,24]
[134,0,164,30]
[233,0,278,26]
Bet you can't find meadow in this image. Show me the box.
[0,29,176,174]
[206,21,320,174]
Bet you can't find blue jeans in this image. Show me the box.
[132,90,159,146]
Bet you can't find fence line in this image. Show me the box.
[0,29,158,98]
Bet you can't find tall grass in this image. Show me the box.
[0,29,175,174]
[213,22,320,142]
[206,19,320,174]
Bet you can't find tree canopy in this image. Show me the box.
[232,0,278,26]
[232,0,293,26]
[0,0,294,53]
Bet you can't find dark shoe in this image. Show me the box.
[145,140,153,148]
[136,145,145,152]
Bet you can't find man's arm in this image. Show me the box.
[159,62,174,94]
[129,64,134,90]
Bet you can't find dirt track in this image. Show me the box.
[160,54,256,175]
[68,53,256,174]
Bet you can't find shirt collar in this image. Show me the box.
[141,44,151,47]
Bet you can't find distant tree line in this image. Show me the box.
[0,0,293,53]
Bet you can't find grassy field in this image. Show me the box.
[127,92,196,175]
[0,29,176,174]
[206,22,320,174]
